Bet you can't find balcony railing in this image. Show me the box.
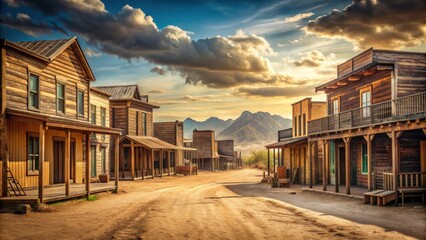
[278,128,293,141]
[308,92,426,135]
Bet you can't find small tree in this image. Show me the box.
[244,150,268,168]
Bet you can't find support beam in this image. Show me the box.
[141,148,145,180]
[322,140,328,191]
[308,141,313,188]
[160,149,164,177]
[334,141,339,193]
[343,137,351,195]
[363,134,375,191]
[85,133,91,199]
[267,149,270,176]
[168,150,171,176]
[38,123,46,202]
[65,130,70,196]
[114,136,119,191]
[120,145,124,179]
[273,148,276,175]
[151,150,155,177]
[130,141,135,179]
[391,130,401,205]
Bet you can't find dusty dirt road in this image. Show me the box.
[0,169,421,239]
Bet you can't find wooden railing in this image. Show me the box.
[397,172,426,188]
[278,128,292,141]
[337,48,373,76]
[309,92,426,134]
[380,172,426,191]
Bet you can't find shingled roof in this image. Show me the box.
[4,36,95,80]
[95,85,140,100]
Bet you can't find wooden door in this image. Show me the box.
[351,146,357,185]
[339,147,346,185]
[54,140,65,184]
[70,142,76,182]
[329,140,336,185]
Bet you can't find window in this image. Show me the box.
[101,147,106,174]
[77,91,84,116]
[302,113,306,136]
[29,74,39,109]
[361,143,368,174]
[332,98,339,115]
[298,115,302,137]
[294,116,297,137]
[57,83,65,114]
[101,107,106,140]
[136,111,139,136]
[27,133,39,174]
[91,105,96,138]
[142,112,147,136]
[91,146,96,177]
[361,89,371,118]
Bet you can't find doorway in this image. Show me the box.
[329,140,335,185]
[53,140,65,184]
[338,146,346,185]
[70,141,76,182]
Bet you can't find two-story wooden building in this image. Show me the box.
[308,49,426,205]
[266,98,327,185]
[0,37,121,204]
[95,85,181,179]
[192,129,219,171]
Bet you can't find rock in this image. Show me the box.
[14,204,31,214]
[290,192,296,195]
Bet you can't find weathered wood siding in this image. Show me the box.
[327,70,391,114]
[5,46,90,119]
[373,51,426,98]
[90,91,110,176]
[128,103,153,137]
[193,130,215,159]
[217,140,234,157]
[154,122,177,145]
[373,134,392,189]
[7,118,84,188]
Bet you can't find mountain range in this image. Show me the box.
[183,111,292,146]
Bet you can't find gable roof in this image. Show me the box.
[4,36,95,81]
[95,85,140,100]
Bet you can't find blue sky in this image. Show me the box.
[1,0,425,121]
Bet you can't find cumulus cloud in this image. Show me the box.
[151,93,231,105]
[150,66,167,75]
[283,12,314,23]
[236,85,316,98]
[305,0,426,49]
[85,48,102,57]
[293,50,327,67]
[5,0,293,89]
[0,13,67,36]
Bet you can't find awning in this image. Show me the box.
[121,135,181,150]
[219,154,235,159]
[176,146,198,151]
[7,107,122,135]
[265,137,307,149]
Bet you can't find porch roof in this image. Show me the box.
[122,135,181,150]
[265,137,307,149]
[176,146,198,151]
[6,107,122,135]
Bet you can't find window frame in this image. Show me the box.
[27,73,40,111]
[56,82,66,115]
[360,86,372,118]
[142,112,147,136]
[91,145,97,177]
[101,107,106,140]
[77,90,85,117]
[27,132,40,176]
[136,111,139,136]
[294,116,297,137]
[101,147,106,174]
[331,97,340,115]
[302,113,306,136]
[91,104,97,139]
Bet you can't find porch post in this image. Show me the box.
[38,123,46,202]
[322,140,327,191]
[160,149,164,177]
[364,134,375,191]
[273,148,276,175]
[114,136,119,191]
[167,150,171,176]
[267,148,270,176]
[344,137,351,195]
[120,144,124,178]
[65,130,70,196]
[85,133,91,199]
[308,141,313,188]
[391,131,401,205]
[141,148,145,180]
[151,149,155,177]
[130,141,135,179]
[334,141,339,193]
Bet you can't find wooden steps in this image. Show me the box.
[363,190,396,206]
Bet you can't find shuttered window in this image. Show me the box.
[57,83,65,113]
[361,143,368,174]
[27,133,40,174]
[29,74,39,109]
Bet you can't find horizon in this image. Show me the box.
[2,0,425,122]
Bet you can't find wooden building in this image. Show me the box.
[192,129,219,171]
[308,48,426,204]
[217,140,239,170]
[154,121,198,168]
[95,85,181,179]
[266,98,326,185]
[0,37,121,203]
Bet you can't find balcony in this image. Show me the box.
[278,128,293,141]
[308,92,426,135]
